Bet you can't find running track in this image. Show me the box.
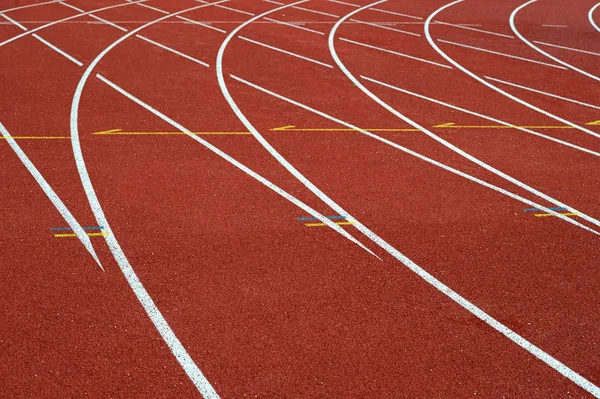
[1,0,600,397]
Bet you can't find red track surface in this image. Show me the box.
[1,0,600,397]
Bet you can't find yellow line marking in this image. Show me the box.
[433,122,573,129]
[271,125,419,132]
[305,221,356,227]
[54,232,109,238]
[534,212,580,217]
[586,120,600,126]
[0,136,70,140]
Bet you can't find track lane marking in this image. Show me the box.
[433,21,514,39]
[425,1,600,144]
[59,1,128,32]
[264,0,340,17]
[0,123,103,268]
[132,1,227,33]
[238,36,333,68]
[591,3,600,33]
[230,74,600,236]
[70,2,235,397]
[511,0,600,83]
[0,0,61,14]
[339,37,451,68]
[534,40,600,57]
[136,34,210,67]
[437,38,566,69]
[484,76,600,111]
[0,0,146,48]
[349,18,421,36]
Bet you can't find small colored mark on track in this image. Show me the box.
[297,215,356,227]
[51,225,108,238]
[93,129,250,135]
[522,207,580,218]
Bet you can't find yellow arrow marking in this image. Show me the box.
[54,232,110,238]
[534,212,580,218]
[433,122,573,129]
[305,221,356,227]
[586,120,600,126]
[433,122,456,128]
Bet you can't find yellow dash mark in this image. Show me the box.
[305,221,356,227]
[0,136,70,140]
[586,120,600,126]
[93,130,250,135]
[433,122,572,129]
[54,232,110,238]
[534,212,580,217]
[270,125,419,132]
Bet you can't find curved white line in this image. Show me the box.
[331,2,600,395]
[0,122,102,268]
[231,73,600,237]
[590,3,600,33]
[362,75,600,158]
[70,2,232,397]
[331,1,600,233]
[0,0,146,48]
[511,0,600,83]
[0,0,59,14]
[216,0,385,256]
[425,0,600,142]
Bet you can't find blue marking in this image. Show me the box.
[523,207,567,212]
[297,215,347,221]
[50,226,104,231]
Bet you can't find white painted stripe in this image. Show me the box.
[230,72,600,396]
[511,0,600,82]
[264,16,324,34]
[32,33,83,66]
[0,0,145,47]
[350,18,421,36]
[60,1,128,31]
[362,75,600,158]
[136,34,210,67]
[1,13,27,30]
[590,3,600,33]
[135,1,227,33]
[485,76,600,111]
[1,13,84,66]
[437,38,566,69]
[264,0,340,17]
[69,2,231,397]
[333,1,600,232]
[339,37,451,68]
[542,24,567,28]
[426,1,600,141]
[96,74,375,258]
[534,40,600,57]
[231,73,600,237]
[434,21,514,39]
[328,0,423,20]
[216,0,378,256]
[1,0,60,14]
[0,122,103,269]
[238,35,333,67]
[197,1,255,16]
[136,2,168,14]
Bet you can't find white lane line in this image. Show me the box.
[216,0,378,256]
[426,1,600,141]
[333,1,600,232]
[437,38,566,69]
[434,21,514,39]
[131,1,227,33]
[1,13,83,66]
[70,2,231,397]
[362,75,600,158]
[59,1,128,32]
[339,37,451,68]
[0,0,60,14]
[534,40,600,57]
[264,16,324,34]
[542,24,567,28]
[0,0,145,47]
[231,74,600,236]
[349,18,421,36]
[328,0,423,20]
[136,34,210,67]
[264,0,340,17]
[32,34,83,66]
[0,122,103,269]
[238,36,333,68]
[96,74,376,258]
[229,75,600,399]
[485,76,600,111]
[511,0,600,82]
[590,3,600,33]
[197,1,255,16]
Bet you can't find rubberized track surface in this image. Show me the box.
[1,0,600,397]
